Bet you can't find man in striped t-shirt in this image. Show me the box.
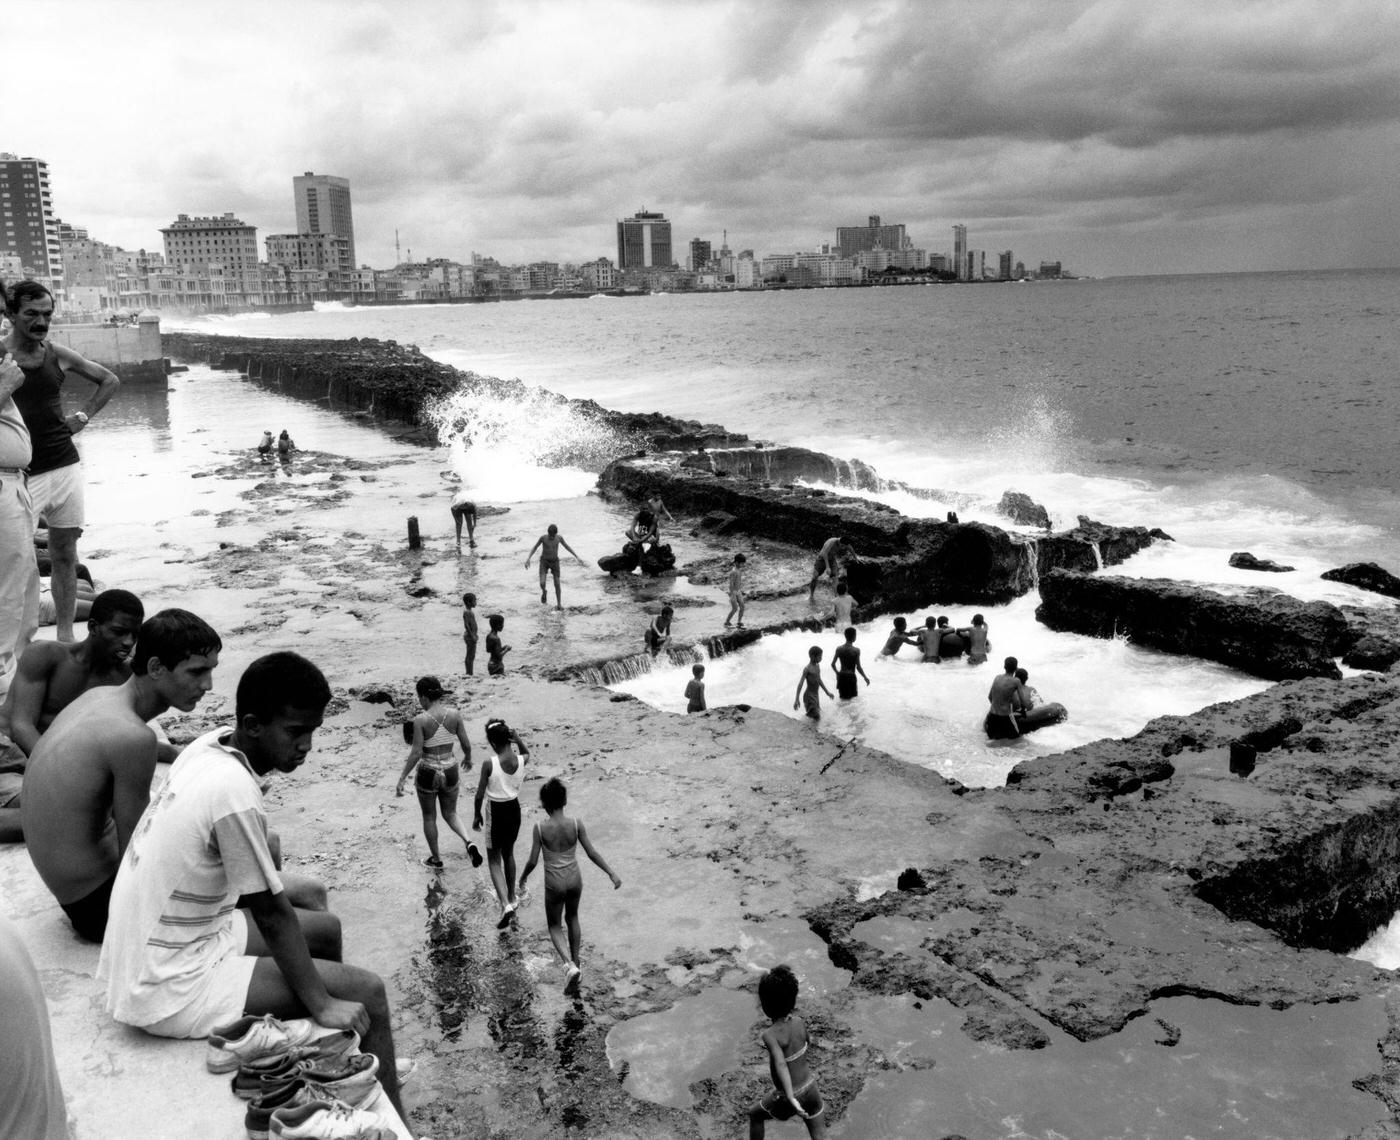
[98,652,406,1118]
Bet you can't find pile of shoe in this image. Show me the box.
[207,1013,401,1139]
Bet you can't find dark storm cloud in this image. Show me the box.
[9,0,1400,275]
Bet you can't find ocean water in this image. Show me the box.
[163,272,1400,790]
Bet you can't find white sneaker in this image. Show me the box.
[207,1014,344,1074]
[270,1099,396,1139]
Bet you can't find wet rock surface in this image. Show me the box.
[1230,550,1297,572]
[1036,568,1348,680]
[1326,562,1400,600]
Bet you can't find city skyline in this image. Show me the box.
[2,0,1397,278]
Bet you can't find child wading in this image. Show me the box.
[748,964,825,1137]
[793,646,832,720]
[396,676,483,870]
[473,718,529,928]
[517,776,621,995]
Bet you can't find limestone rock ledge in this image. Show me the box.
[811,673,1400,1053]
[599,453,1165,611]
[1036,569,1347,680]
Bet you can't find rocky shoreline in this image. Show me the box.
[11,334,1400,1138]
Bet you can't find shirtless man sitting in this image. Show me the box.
[0,589,146,843]
[985,656,1030,740]
[22,609,220,941]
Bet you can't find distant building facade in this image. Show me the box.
[0,153,63,288]
[688,237,711,270]
[836,215,909,260]
[294,172,356,268]
[616,209,673,269]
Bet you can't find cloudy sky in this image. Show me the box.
[8,0,1397,276]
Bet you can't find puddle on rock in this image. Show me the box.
[607,988,757,1109]
[837,991,1388,1139]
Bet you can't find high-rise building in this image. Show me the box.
[998,250,1014,281]
[836,214,909,260]
[689,237,712,270]
[616,209,673,269]
[294,172,356,268]
[952,225,968,281]
[0,154,63,286]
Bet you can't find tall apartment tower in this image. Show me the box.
[0,154,64,286]
[952,225,968,281]
[294,172,356,268]
[616,209,673,269]
[689,237,712,270]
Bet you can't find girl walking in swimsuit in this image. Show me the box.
[518,776,622,995]
[748,964,825,1137]
[395,676,482,870]
[473,718,530,928]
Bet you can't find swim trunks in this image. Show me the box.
[836,671,859,699]
[984,712,1020,740]
[60,874,115,943]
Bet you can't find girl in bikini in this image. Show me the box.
[517,776,622,995]
[396,676,481,870]
[748,964,825,1137]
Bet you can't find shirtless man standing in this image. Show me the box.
[985,656,1030,740]
[0,589,146,843]
[22,609,220,941]
[526,523,584,609]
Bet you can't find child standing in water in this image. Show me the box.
[793,646,832,720]
[685,663,707,712]
[485,613,510,676]
[725,553,747,628]
[462,592,479,675]
[473,718,530,928]
[518,776,622,995]
[395,676,482,869]
[747,964,825,1137]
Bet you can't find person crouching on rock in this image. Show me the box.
[646,605,673,659]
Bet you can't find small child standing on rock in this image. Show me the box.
[747,964,825,1137]
[518,776,622,995]
[725,553,747,628]
[685,663,707,712]
[486,613,510,676]
[462,593,479,675]
[793,646,832,720]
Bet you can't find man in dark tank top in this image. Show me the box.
[3,280,120,643]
